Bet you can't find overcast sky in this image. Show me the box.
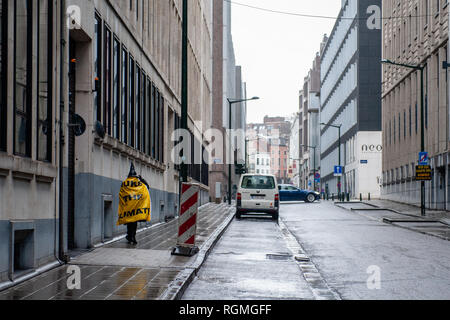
[231,0,342,123]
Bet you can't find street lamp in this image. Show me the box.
[180,0,189,183]
[300,145,317,191]
[227,97,260,205]
[381,59,426,217]
[320,123,342,196]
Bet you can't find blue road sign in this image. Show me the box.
[419,152,429,166]
[334,166,343,176]
[360,160,368,164]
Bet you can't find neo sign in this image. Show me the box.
[362,144,383,152]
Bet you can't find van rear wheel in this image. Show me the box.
[272,211,279,221]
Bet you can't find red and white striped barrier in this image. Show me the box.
[172,183,200,256]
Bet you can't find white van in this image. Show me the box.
[236,174,279,220]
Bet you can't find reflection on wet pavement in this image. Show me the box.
[0,265,181,300]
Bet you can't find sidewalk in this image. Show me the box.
[334,199,450,241]
[0,202,235,300]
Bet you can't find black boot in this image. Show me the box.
[126,235,132,243]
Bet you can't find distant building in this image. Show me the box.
[210,0,246,202]
[247,117,292,184]
[320,0,382,198]
[298,36,326,191]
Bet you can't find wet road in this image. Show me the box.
[183,201,450,300]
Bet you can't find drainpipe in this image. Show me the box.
[59,0,68,263]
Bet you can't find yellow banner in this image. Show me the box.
[117,176,151,226]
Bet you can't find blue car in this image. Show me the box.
[278,184,321,203]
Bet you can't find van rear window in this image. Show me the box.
[241,176,275,189]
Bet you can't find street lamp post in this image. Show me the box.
[300,145,317,191]
[227,97,260,205]
[180,0,189,183]
[381,59,425,217]
[320,123,342,197]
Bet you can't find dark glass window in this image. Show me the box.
[403,110,406,139]
[128,56,135,148]
[113,37,120,140]
[151,83,156,158]
[159,94,164,163]
[424,64,428,130]
[0,0,7,151]
[409,106,412,137]
[415,102,418,134]
[145,77,151,156]
[94,14,102,123]
[37,0,52,161]
[155,89,160,161]
[135,65,141,151]
[142,73,147,154]
[121,47,128,144]
[103,25,112,135]
[14,0,32,157]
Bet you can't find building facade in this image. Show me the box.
[298,41,324,191]
[0,0,213,283]
[320,0,382,198]
[381,0,449,209]
[209,0,246,202]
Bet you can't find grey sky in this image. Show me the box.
[230,0,342,123]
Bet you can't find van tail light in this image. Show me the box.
[237,193,242,200]
[237,193,242,207]
[275,194,279,201]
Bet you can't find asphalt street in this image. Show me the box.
[182,201,450,300]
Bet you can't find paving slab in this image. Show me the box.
[0,202,236,300]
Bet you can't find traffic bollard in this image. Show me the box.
[360,193,362,202]
[368,193,371,201]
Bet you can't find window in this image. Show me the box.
[0,0,7,151]
[121,47,128,144]
[128,56,135,148]
[113,37,120,140]
[159,94,164,163]
[135,65,141,151]
[409,106,412,137]
[37,0,52,161]
[142,73,147,154]
[155,89,160,161]
[103,25,112,135]
[151,83,156,158]
[94,14,102,123]
[145,77,151,156]
[14,0,32,157]
[403,110,406,139]
[425,64,428,129]
[415,102,418,134]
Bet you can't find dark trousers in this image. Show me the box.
[126,222,137,239]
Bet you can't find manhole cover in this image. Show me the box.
[266,253,293,261]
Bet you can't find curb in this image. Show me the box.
[336,202,450,242]
[159,205,236,300]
